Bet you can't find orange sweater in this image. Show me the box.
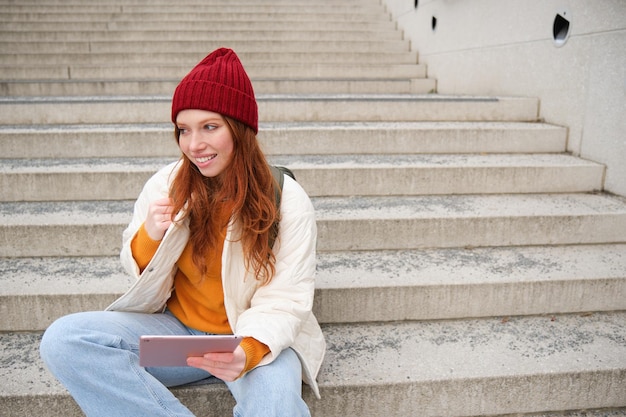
[131,224,269,373]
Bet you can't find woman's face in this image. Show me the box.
[176,109,235,178]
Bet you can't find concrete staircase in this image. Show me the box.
[1,0,625,416]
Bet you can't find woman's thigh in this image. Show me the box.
[41,310,213,387]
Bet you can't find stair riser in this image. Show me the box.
[0,30,403,42]
[2,294,121,331]
[314,278,626,324]
[1,171,156,201]
[0,63,424,80]
[0,51,419,67]
[316,214,626,250]
[0,224,124,257]
[0,124,567,158]
[0,12,391,23]
[296,165,604,196]
[0,20,397,32]
[0,128,180,158]
[0,165,604,202]
[1,79,435,96]
[0,5,385,14]
[0,40,409,54]
[3,214,624,257]
[262,125,567,155]
[4,277,625,332]
[0,98,539,124]
[0,0,376,3]
[306,372,626,417]
[2,369,624,417]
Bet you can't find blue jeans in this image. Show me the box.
[40,311,310,417]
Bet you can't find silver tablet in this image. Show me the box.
[139,335,242,367]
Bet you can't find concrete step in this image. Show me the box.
[276,153,605,196]
[2,244,625,331]
[0,0,376,4]
[2,312,625,416]
[0,11,390,24]
[0,95,539,124]
[0,0,377,4]
[8,0,623,415]
[0,19,398,33]
[2,193,625,257]
[1,77,435,96]
[0,49,418,66]
[0,4,386,15]
[0,61,424,81]
[0,29,404,42]
[0,154,605,202]
[0,122,568,158]
[0,39,410,55]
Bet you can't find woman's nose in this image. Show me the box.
[188,131,205,151]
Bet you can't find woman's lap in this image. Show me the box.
[40,310,309,416]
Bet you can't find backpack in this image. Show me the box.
[269,165,296,249]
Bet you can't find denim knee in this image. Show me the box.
[40,313,80,372]
[40,312,109,371]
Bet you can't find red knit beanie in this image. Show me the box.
[171,48,258,133]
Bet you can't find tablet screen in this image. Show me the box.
[139,334,242,367]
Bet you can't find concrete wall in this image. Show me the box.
[384,0,626,196]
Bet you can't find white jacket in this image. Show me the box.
[106,161,326,398]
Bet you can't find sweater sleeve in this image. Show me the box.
[240,337,271,374]
[130,223,162,272]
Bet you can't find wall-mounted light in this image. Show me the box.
[553,8,571,47]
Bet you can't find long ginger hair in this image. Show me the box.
[169,116,279,285]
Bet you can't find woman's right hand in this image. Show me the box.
[144,198,174,241]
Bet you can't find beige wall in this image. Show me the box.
[384,0,626,196]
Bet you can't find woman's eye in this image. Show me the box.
[204,124,217,131]
[177,127,188,135]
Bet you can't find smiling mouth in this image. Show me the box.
[195,155,216,163]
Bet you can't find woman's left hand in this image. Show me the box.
[186,345,247,382]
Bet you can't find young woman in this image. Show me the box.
[40,48,326,417]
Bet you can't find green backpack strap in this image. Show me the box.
[269,165,296,248]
